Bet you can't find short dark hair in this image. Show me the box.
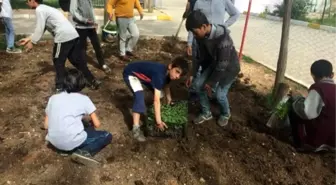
[63,68,86,93]
[311,59,333,79]
[34,0,43,4]
[185,10,209,31]
[171,56,189,76]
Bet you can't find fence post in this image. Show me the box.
[238,0,252,62]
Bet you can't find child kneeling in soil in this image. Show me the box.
[44,68,112,166]
[289,59,335,153]
[123,57,189,142]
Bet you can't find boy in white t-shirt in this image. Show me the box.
[44,68,112,166]
[0,0,22,53]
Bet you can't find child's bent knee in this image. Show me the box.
[133,91,146,113]
[106,132,112,142]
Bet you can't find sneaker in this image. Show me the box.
[88,79,102,90]
[217,115,230,128]
[6,47,22,54]
[193,112,213,124]
[102,64,112,74]
[132,126,146,142]
[126,51,135,57]
[71,149,100,167]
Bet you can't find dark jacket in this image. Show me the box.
[193,24,240,87]
[305,82,336,147]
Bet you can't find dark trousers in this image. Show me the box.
[52,38,96,89]
[76,28,105,67]
[287,98,306,148]
[77,126,112,156]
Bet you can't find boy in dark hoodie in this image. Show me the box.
[185,10,240,127]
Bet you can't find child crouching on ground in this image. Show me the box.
[289,59,335,153]
[123,57,189,142]
[44,68,112,166]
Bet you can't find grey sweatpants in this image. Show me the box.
[116,17,140,56]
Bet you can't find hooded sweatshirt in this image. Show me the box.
[194,24,240,87]
[69,0,96,29]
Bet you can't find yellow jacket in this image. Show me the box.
[106,0,143,18]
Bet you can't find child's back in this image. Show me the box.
[46,92,96,151]
[33,4,78,43]
[123,61,170,90]
[306,79,335,147]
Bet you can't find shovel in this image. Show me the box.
[174,18,186,39]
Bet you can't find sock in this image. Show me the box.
[133,124,140,130]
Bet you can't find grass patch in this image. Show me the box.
[306,16,336,27]
[264,68,274,74]
[242,55,255,63]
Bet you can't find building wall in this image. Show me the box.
[234,0,336,14]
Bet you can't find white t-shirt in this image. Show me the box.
[31,4,79,44]
[45,92,96,151]
[0,0,13,18]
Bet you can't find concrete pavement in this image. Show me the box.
[10,0,336,88]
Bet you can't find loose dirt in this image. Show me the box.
[0,37,334,185]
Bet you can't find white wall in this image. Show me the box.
[234,0,283,13]
[233,0,335,14]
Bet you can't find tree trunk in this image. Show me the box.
[321,0,328,23]
[0,19,5,42]
[104,0,108,25]
[273,83,290,107]
[328,0,333,18]
[148,0,153,13]
[273,0,293,106]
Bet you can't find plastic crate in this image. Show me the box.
[144,100,188,139]
[144,120,188,138]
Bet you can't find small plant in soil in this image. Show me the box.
[145,100,188,138]
[274,101,290,120]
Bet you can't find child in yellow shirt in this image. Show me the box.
[106,0,144,62]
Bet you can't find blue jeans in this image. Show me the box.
[77,126,112,156]
[2,17,15,48]
[193,67,234,117]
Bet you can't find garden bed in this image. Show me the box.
[0,37,334,185]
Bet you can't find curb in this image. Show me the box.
[244,12,336,33]
[248,58,310,89]
[13,12,172,21]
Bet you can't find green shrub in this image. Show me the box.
[272,0,312,20]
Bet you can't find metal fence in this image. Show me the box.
[11,0,162,9]
[230,13,336,88]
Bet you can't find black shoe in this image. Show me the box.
[88,79,102,90]
[126,51,135,57]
